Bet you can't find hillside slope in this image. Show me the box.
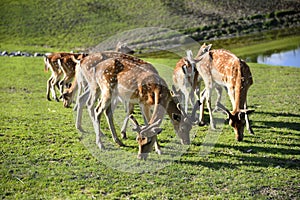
[0,0,299,52]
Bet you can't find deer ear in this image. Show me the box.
[205,44,212,52]
[186,50,193,60]
[246,110,255,115]
[240,109,255,115]
[181,65,187,74]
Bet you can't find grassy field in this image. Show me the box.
[1,0,299,52]
[0,56,299,199]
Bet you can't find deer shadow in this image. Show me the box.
[180,142,300,170]
[253,111,300,132]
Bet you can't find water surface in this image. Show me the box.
[257,47,300,68]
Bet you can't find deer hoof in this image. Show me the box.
[156,149,162,155]
[198,121,206,126]
[116,139,126,147]
[121,131,127,139]
[98,143,105,150]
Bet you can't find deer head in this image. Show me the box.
[61,90,73,108]
[169,91,201,144]
[195,43,212,59]
[180,50,196,85]
[217,102,254,141]
[129,115,162,160]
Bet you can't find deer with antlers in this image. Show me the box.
[186,43,254,141]
[74,53,198,159]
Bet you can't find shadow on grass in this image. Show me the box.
[181,142,300,170]
[256,121,300,132]
[255,111,300,132]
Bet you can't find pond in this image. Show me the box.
[206,27,300,68]
[257,47,300,68]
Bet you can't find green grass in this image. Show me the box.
[0,56,299,199]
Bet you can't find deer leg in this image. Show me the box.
[94,90,124,148]
[46,76,53,101]
[92,98,105,150]
[213,85,223,113]
[206,87,216,130]
[189,88,195,108]
[120,102,134,139]
[75,89,90,132]
[58,79,65,98]
[50,75,60,102]
[154,135,161,155]
[198,88,206,126]
[184,89,189,113]
[244,102,254,135]
[104,104,125,147]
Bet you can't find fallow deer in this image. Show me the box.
[58,53,88,96]
[76,54,198,159]
[173,46,223,122]
[44,52,86,101]
[44,53,65,101]
[186,44,254,141]
[172,50,200,113]
[62,43,135,108]
[62,51,148,136]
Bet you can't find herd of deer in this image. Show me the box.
[44,42,254,160]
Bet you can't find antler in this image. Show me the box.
[129,115,162,138]
[176,101,201,125]
[171,85,181,98]
[217,102,231,114]
[129,114,142,132]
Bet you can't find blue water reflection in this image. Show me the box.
[257,47,300,68]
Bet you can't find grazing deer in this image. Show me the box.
[75,54,198,159]
[62,51,148,137]
[186,44,254,141]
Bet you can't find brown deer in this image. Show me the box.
[172,50,200,113]
[186,44,254,141]
[44,52,86,101]
[62,51,150,138]
[58,53,88,96]
[75,54,198,159]
[44,52,66,101]
[62,43,134,108]
[173,47,223,123]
